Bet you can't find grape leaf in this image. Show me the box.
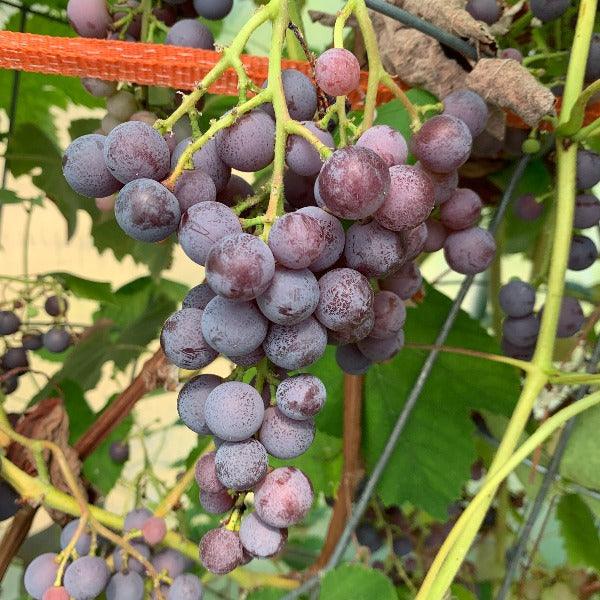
[49,272,114,304]
[319,564,396,600]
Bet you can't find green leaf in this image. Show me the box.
[556,493,600,572]
[450,584,477,600]
[0,189,24,205]
[61,380,94,444]
[319,564,396,600]
[48,272,114,304]
[68,118,102,140]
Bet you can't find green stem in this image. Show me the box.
[285,0,306,60]
[522,50,568,66]
[140,0,152,42]
[240,215,269,228]
[573,115,600,141]
[285,120,333,157]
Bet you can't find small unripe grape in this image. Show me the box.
[142,516,167,546]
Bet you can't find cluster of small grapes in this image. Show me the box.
[0,295,72,396]
[466,0,573,26]
[23,510,202,600]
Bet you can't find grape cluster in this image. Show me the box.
[23,512,202,600]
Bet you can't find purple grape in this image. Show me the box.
[356,125,408,167]
[315,268,373,331]
[576,149,600,190]
[216,111,275,171]
[239,513,287,558]
[167,574,203,600]
[178,201,241,266]
[142,516,167,546]
[216,175,254,207]
[130,111,158,126]
[193,0,233,19]
[297,206,345,272]
[173,169,217,212]
[283,169,316,210]
[115,179,180,242]
[106,571,144,600]
[440,188,483,230]
[254,467,313,527]
[1,376,18,395]
[151,549,191,578]
[529,0,571,22]
[401,223,428,260]
[514,193,543,221]
[568,234,597,271]
[276,374,326,420]
[182,283,216,310]
[586,33,600,82]
[64,556,110,600]
[411,115,473,174]
[199,489,235,514]
[166,19,214,48]
[60,519,91,555]
[442,89,489,137]
[229,346,266,366]
[286,122,334,177]
[171,138,231,192]
[160,308,217,370]
[124,508,152,535]
[104,122,170,184]
[0,311,20,335]
[256,266,319,325]
[81,77,117,97]
[355,523,384,552]
[177,374,222,435]
[336,344,372,374]
[112,542,150,574]
[357,329,404,361]
[371,291,406,339]
[499,279,536,318]
[268,212,326,269]
[43,327,72,353]
[380,262,422,300]
[555,296,585,338]
[328,309,375,345]
[263,316,327,370]
[259,406,315,459]
[214,438,268,490]
[2,347,28,371]
[63,134,121,198]
[315,48,360,96]
[262,69,318,121]
[444,227,496,275]
[44,295,68,317]
[344,221,405,278]
[106,91,138,121]
[501,337,535,360]
[392,536,413,557]
[24,553,59,600]
[423,218,448,252]
[465,0,501,24]
[502,315,540,347]
[200,528,244,574]
[316,146,390,219]
[67,0,111,37]
[204,382,264,442]
[415,163,458,206]
[201,296,268,355]
[195,451,224,493]
[21,331,42,351]
[109,440,129,463]
[500,48,523,62]
[574,194,600,229]
[374,164,435,231]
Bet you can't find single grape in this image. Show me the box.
[529,0,571,22]
[0,480,20,521]
[576,149,600,189]
[371,291,406,339]
[173,169,217,212]
[200,488,235,514]
[112,542,150,574]
[514,193,543,221]
[283,169,317,210]
[2,347,28,371]
[574,194,600,229]
[62,134,121,198]
[555,296,585,338]
[585,33,600,82]
[315,147,390,219]
[263,316,327,370]
[182,283,216,310]
[262,69,318,121]
[423,218,448,252]
[259,406,315,459]
[166,19,214,48]
[465,0,501,24]
[42,587,70,600]
[167,573,203,600]
[392,536,414,557]
[215,439,268,490]
[357,329,404,362]
[257,266,319,326]
[193,0,233,19]
[44,295,68,317]
[328,309,375,345]
[60,518,91,555]
[43,327,71,353]
[109,440,129,464]
[205,233,275,301]
[115,179,181,243]
[216,111,275,171]
[217,175,254,207]
[297,206,345,272]
[276,374,326,420]
[444,227,496,275]
[501,337,535,361]
[124,508,152,536]
[401,222,428,261]
[442,89,489,137]
[374,164,435,231]
[335,344,372,374]
[380,261,422,300]
[81,77,117,97]
[64,555,110,600]
[67,0,111,37]
[204,381,264,442]
[200,528,244,574]
[499,279,536,318]
[151,549,191,578]
[344,221,405,278]
[239,512,287,558]
[24,553,59,600]
[178,200,242,266]
[130,110,159,126]
[356,125,408,167]
[500,48,523,62]
[254,467,314,527]
[286,122,334,177]
[142,516,167,546]
[268,212,326,269]
[568,234,597,271]
[104,121,170,184]
[502,315,540,347]
[356,523,384,552]
[160,308,217,370]
[415,163,458,206]
[177,374,222,435]
[195,451,224,493]
[0,310,20,335]
[106,90,138,121]
[106,571,144,600]
[440,188,483,231]
[411,115,473,174]
[1,375,18,395]
[315,48,361,96]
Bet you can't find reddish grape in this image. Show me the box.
[423,218,448,252]
[276,374,326,420]
[356,125,408,167]
[315,48,361,96]
[500,48,523,62]
[67,0,111,37]
[401,222,428,260]
[380,262,422,300]
[328,310,375,345]
[200,528,244,574]
[268,212,326,269]
[514,193,543,221]
[444,227,496,275]
[442,89,489,137]
[42,588,69,600]
[371,291,406,339]
[440,188,483,230]
[415,163,458,205]
[142,517,167,546]
[215,439,268,490]
[195,452,224,493]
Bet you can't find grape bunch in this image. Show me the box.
[23,512,203,600]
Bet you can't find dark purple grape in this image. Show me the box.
[444,227,496,275]
[167,574,203,600]
[0,480,19,521]
[465,0,501,24]
[64,556,110,600]
[500,48,523,62]
[357,329,404,361]
[574,194,600,229]
[556,296,584,338]
[568,235,597,271]
[0,311,20,335]
[115,179,180,242]
[499,279,536,318]
[283,169,316,210]
[336,344,372,374]
[315,48,360,96]
[259,406,315,459]
[142,516,167,546]
[380,262,422,300]
[502,315,540,347]
[24,553,59,600]
[182,283,216,309]
[59,519,91,555]
[109,440,129,464]
[106,571,144,600]
[586,33,600,82]
[201,296,268,355]
[286,122,334,177]
[151,549,191,578]
[316,147,390,219]
[199,489,235,514]
[44,295,68,317]
[160,308,217,369]
[356,523,384,552]
[371,291,406,339]
[576,149,600,190]
[171,138,231,193]
[81,77,117,97]
[104,122,170,184]
[204,382,264,442]
[262,69,318,121]
[63,134,121,198]
[268,212,326,269]
[216,111,275,171]
[415,163,458,205]
[215,439,268,490]
[2,347,28,372]
[239,513,287,558]
[1,375,18,395]
[178,200,241,266]
[411,115,473,174]
[256,266,319,325]
[442,89,489,137]
[393,536,413,557]
[193,0,232,19]
[501,337,535,360]
[173,169,217,212]
[328,309,374,345]
[316,268,373,331]
[112,542,150,574]
[200,528,244,574]
[67,0,111,37]
[166,19,214,48]
[195,451,224,493]
[276,374,326,420]
[43,327,72,353]
[440,188,483,230]
[263,316,327,370]
[356,125,408,167]
[401,222,428,260]
[514,194,543,221]
[177,374,222,435]
[297,206,345,272]
[529,0,570,22]
[229,346,266,366]
[423,218,448,252]
[217,175,254,207]
[254,467,313,527]
[374,164,435,231]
